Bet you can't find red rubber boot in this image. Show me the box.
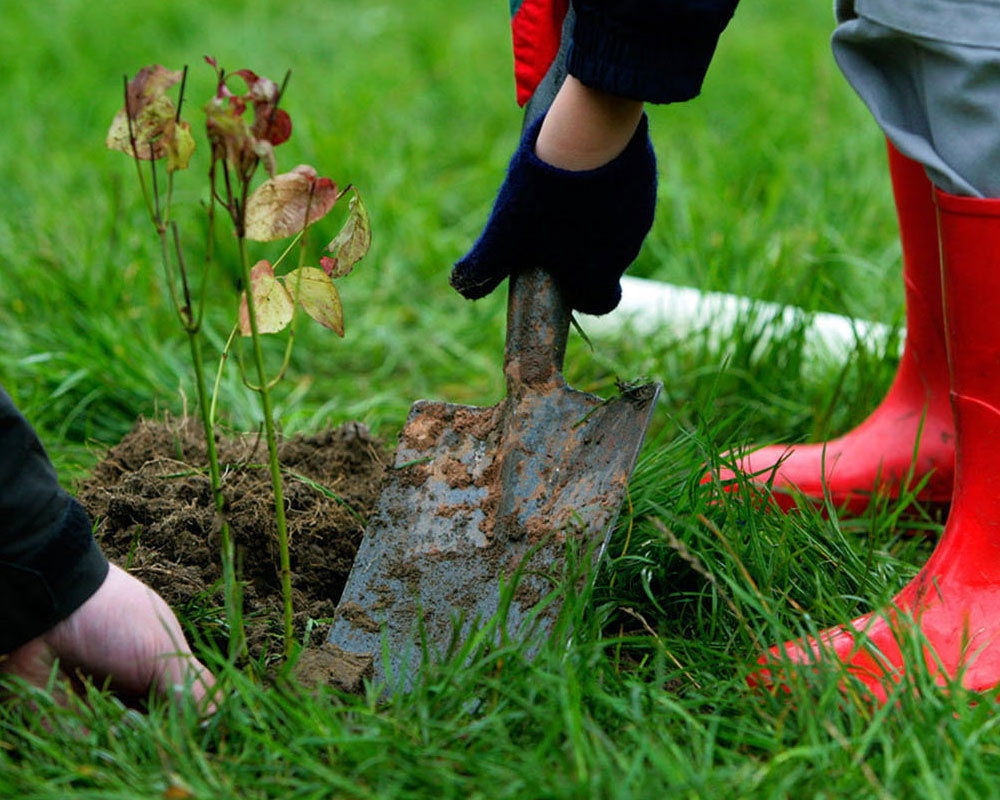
[752,189,1000,702]
[714,142,954,514]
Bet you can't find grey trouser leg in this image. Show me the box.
[833,0,1000,197]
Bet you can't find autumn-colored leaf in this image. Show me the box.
[283,267,345,336]
[324,188,371,278]
[252,137,277,178]
[204,95,254,170]
[226,69,292,147]
[236,70,291,145]
[126,65,183,113]
[233,70,279,104]
[244,165,342,242]
[259,108,292,146]
[106,96,174,159]
[238,261,294,336]
[106,65,185,161]
[203,63,291,177]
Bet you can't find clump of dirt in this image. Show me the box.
[77,416,388,672]
[291,643,373,694]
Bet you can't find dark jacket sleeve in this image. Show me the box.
[0,385,108,654]
[567,0,741,104]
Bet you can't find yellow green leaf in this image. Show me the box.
[165,120,195,172]
[239,261,294,336]
[283,267,344,337]
[324,188,371,278]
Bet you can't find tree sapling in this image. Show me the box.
[107,60,371,662]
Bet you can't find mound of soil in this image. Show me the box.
[77,417,388,688]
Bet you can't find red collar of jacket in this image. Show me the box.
[511,0,569,106]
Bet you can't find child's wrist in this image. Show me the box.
[534,76,644,171]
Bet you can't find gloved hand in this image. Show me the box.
[450,112,657,315]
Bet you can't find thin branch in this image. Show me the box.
[149,143,162,227]
[271,231,305,272]
[171,221,194,328]
[264,69,292,142]
[199,161,219,329]
[267,331,296,390]
[175,64,188,123]
[124,74,155,222]
[234,333,263,393]
[222,159,238,229]
[210,324,240,427]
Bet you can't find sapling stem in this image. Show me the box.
[163,173,176,237]
[160,222,246,661]
[120,67,248,659]
[175,66,188,123]
[149,145,163,225]
[156,216,186,323]
[162,65,186,225]
[123,75,156,223]
[267,188,313,392]
[201,161,220,329]
[188,325,246,660]
[226,230,304,391]
[237,234,295,658]
[171,221,194,318]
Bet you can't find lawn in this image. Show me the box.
[1,1,991,798]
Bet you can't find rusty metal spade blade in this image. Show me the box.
[328,267,660,689]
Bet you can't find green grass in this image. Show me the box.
[1,0,988,797]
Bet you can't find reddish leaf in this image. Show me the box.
[106,65,185,161]
[125,65,183,114]
[283,267,344,336]
[233,70,292,147]
[232,68,260,85]
[262,109,292,146]
[320,256,338,277]
[238,261,294,335]
[244,165,342,242]
[324,188,371,278]
[203,64,291,174]
[234,70,279,105]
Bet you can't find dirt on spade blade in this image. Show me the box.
[76,417,389,691]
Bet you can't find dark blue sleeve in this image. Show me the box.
[0,385,108,653]
[567,0,741,104]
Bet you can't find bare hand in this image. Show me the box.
[1,564,215,707]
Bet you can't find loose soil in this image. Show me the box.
[77,417,388,690]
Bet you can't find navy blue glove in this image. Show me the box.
[450,112,657,315]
